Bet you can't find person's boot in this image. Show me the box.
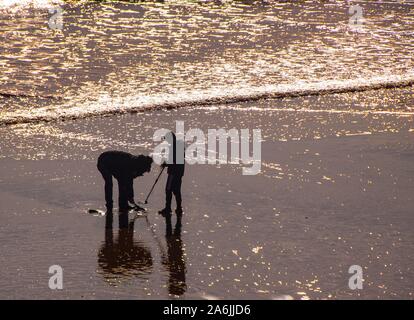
[158,208,172,217]
[135,204,147,212]
[128,201,146,212]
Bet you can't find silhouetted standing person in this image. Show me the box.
[97,151,152,214]
[158,132,185,218]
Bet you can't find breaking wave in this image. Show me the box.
[0,0,63,13]
[1,73,413,126]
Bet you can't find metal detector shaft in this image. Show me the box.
[144,166,165,204]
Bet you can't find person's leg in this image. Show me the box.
[104,176,113,210]
[98,166,113,211]
[117,179,130,228]
[117,179,129,213]
[159,174,173,217]
[172,176,183,216]
[126,177,134,206]
[165,174,173,212]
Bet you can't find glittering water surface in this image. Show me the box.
[0,0,413,121]
[0,0,413,300]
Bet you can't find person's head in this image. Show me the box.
[162,131,176,144]
[143,155,153,173]
[135,155,153,175]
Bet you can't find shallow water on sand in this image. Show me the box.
[0,0,414,122]
[0,0,413,300]
[0,88,413,299]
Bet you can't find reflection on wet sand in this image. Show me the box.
[98,212,187,296]
[97,214,153,284]
[163,216,187,296]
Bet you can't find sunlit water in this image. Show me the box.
[0,0,413,123]
[0,0,413,300]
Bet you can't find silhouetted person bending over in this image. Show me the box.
[97,151,152,213]
[159,132,185,218]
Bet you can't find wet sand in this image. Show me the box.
[1,0,413,300]
[0,88,413,299]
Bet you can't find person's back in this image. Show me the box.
[98,151,148,179]
[97,151,152,214]
[166,137,185,177]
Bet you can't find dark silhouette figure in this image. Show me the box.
[97,151,152,213]
[158,132,185,218]
[98,217,153,284]
[162,216,187,296]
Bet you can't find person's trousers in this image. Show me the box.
[98,166,130,212]
[117,179,130,212]
[165,174,182,212]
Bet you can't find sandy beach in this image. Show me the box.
[1,86,413,299]
[1,0,413,301]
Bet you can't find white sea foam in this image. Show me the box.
[1,73,414,125]
[0,0,63,12]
